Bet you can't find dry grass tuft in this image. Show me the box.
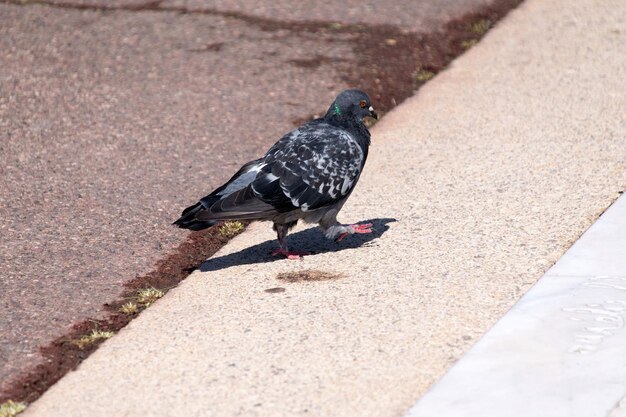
[72,329,114,350]
[460,39,478,49]
[219,221,245,238]
[328,22,343,30]
[120,301,139,315]
[0,400,27,417]
[136,287,164,306]
[470,19,491,35]
[414,69,435,82]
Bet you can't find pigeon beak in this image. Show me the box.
[368,106,378,120]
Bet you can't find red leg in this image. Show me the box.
[272,222,309,259]
[336,223,374,241]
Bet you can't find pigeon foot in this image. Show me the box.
[271,248,309,260]
[335,223,373,242]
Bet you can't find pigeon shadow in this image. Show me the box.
[199,217,397,273]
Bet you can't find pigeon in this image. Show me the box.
[173,89,378,259]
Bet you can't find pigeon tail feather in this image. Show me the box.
[197,186,277,221]
[173,202,218,231]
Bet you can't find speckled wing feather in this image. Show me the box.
[251,121,365,212]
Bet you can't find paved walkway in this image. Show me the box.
[22,0,626,415]
[407,194,626,417]
[0,0,500,392]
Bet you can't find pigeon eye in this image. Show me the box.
[359,100,367,108]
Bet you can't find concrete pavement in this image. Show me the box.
[0,0,508,395]
[18,0,626,415]
[406,194,626,417]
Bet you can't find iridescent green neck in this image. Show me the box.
[333,103,341,116]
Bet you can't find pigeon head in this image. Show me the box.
[325,89,378,124]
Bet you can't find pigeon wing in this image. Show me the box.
[251,124,365,212]
[189,158,279,222]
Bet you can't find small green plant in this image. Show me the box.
[120,301,139,315]
[0,400,27,417]
[470,19,491,35]
[72,329,114,350]
[219,221,245,238]
[136,287,164,306]
[460,39,478,49]
[415,69,435,82]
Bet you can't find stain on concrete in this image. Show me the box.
[276,270,345,283]
[264,287,286,293]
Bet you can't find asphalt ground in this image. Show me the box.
[0,0,518,402]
